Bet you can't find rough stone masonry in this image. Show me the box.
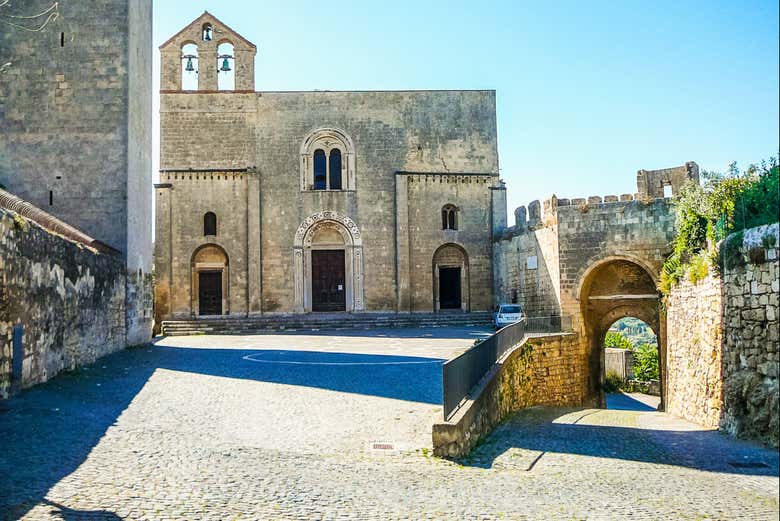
[0,0,154,345]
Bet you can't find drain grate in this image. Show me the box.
[728,460,769,469]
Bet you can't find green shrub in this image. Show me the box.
[633,343,660,381]
[687,252,710,284]
[604,331,633,350]
[604,370,624,393]
[660,157,779,294]
[761,232,777,250]
[721,230,745,270]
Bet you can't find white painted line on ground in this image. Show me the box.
[242,353,442,366]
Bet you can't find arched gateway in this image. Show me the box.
[293,211,364,313]
[577,256,664,409]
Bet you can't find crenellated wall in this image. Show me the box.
[494,172,685,409]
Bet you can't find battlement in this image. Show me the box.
[500,161,696,239]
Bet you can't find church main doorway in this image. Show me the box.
[439,267,462,309]
[311,249,346,311]
[198,271,222,315]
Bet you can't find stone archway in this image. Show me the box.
[432,243,470,312]
[578,257,664,409]
[191,244,229,316]
[293,211,364,313]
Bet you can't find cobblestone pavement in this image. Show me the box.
[1,327,777,520]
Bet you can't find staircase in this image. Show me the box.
[161,312,493,336]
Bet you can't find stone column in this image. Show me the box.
[247,171,262,315]
[490,181,507,235]
[153,182,173,327]
[395,175,411,312]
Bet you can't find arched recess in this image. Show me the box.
[191,244,229,316]
[432,243,470,312]
[299,127,356,191]
[293,211,364,313]
[578,257,664,409]
[217,40,235,91]
[181,42,199,91]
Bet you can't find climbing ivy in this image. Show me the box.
[660,157,779,294]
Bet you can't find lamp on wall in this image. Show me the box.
[218,54,232,73]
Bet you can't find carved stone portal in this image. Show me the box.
[293,211,364,313]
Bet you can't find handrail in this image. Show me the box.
[442,315,571,419]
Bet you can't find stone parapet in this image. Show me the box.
[433,332,587,458]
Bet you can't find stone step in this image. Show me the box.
[161,312,492,336]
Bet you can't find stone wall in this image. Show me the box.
[720,224,779,446]
[157,83,499,316]
[665,223,779,447]
[0,0,153,344]
[433,332,588,458]
[665,275,724,428]
[0,208,127,398]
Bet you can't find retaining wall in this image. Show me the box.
[432,332,587,458]
[0,208,127,398]
[665,223,779,446]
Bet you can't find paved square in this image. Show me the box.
[1,327,777,520]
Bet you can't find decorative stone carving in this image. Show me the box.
[293,211,364,313]
[299,128,357,191]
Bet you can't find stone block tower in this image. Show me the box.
[0,0,154,343]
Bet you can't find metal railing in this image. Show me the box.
[442,315,572,419]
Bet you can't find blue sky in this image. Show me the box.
[153,0,779,222]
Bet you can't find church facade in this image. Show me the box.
[154,13,506,321]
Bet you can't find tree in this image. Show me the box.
[604,331,633,350]
[633,343,660,381]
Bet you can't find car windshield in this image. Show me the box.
[501,305,521,314]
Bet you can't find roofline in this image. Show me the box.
[159,10,257,51]
[395,171,498,176]
[160,88,496,95]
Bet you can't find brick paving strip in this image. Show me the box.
[1,327,777,520]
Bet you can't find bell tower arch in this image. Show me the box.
[159,11,256,92]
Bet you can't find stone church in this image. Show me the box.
[154,12,506,321]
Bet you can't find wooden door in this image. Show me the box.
[198,271,222,315]
[312,250,346,311]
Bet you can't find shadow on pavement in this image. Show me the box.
[42,500,122,520]
[461,407,780,477]
[0,333,456,519]
[606,392,658,411]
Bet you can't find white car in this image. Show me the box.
[493,304,524,329]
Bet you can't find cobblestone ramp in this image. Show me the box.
[1,328,777,520]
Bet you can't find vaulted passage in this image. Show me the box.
[578,258,664,409]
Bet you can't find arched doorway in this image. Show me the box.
[602,316,661,410]
[433,244,470,312]
[578,257,664,409]
[293,211,364,313]
[191,244,229,316]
